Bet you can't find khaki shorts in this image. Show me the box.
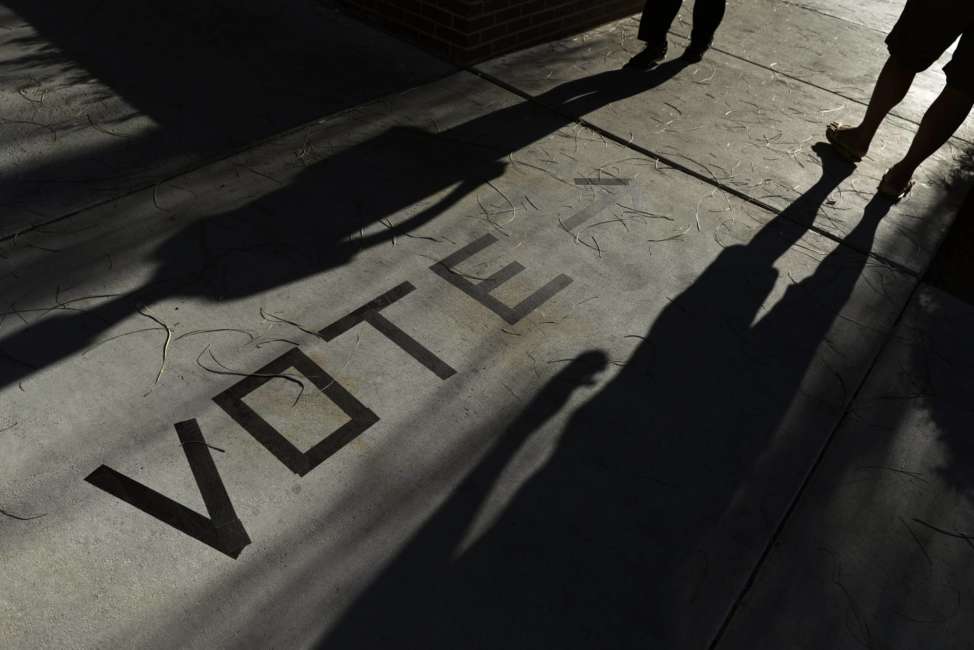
[886,0,974,94]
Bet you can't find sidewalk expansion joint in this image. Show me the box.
[776,0,890,37]
[706,276,923,650]
[664,30,973,148]
[466,64,921,279]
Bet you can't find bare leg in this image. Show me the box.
[886,84,974,186]
[841,56,916,153]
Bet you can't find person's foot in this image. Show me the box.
[825,122,871,163]
[682,41,711,63]
[878,162,916,202]
[624,41,668,70]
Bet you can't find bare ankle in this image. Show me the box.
[888,160,915,181]
[851,125,876,149]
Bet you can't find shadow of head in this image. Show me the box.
[1,57,698,398]
[550,351,610,388]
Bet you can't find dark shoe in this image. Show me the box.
[682,41,711,63]
[624,42,668,70]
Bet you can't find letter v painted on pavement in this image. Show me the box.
[85,419,251,558]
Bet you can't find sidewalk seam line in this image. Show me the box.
[465,65,920,279]
[769,1,887,36]
[467,60,938,647]
[705,276,924,650]
[662,30,973,147]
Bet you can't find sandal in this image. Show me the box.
[825,122,866,163]
[878,170,915,202]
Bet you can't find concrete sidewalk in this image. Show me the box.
[0,0,454,238]
[2,1,972,648]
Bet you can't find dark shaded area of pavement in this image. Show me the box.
[927,150,974,305]
[2,0,408,139]
[315,146,903,648]
[719,282,974,650]
[927,191,974,305]
[0,0,452,236]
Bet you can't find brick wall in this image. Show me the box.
[340,0,644,64]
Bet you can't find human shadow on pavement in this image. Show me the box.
[718,236,974,649]
[0,63,689,391]
[314,144,894,648]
